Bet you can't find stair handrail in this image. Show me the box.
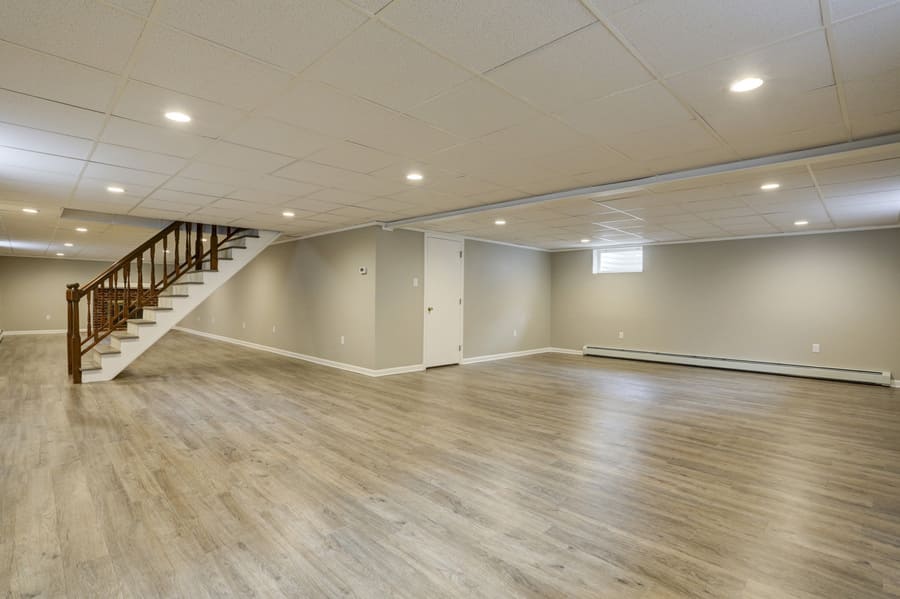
[65,221,247,383]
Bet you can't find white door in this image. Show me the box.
[424,235,463,367]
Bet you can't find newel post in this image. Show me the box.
[66,283,82,383]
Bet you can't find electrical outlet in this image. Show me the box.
[812,343,820,353]
[513,329,517,337]
[340,335,345,345]
[242,321,246,329]
[46,314,51,321]
[272,325,276,334]
[211,316,215,324]
[618,331,624,339]
[413,276,419,288]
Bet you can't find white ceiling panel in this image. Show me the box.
[831,3,900,81]
[74,177,156,201]
[0,122,93,159]
[0,40,118,111]
[91,143,187,175]
[0,146,85,176]
[608,119,722,161]
[598,0,823,76]
[81,163,168,188]
[223,117,334,159]
[0,0,144,73]
[379,0,596,73]
[178,163,262,188]
[101,117,207,158]
[556,82,693,141]
[163,176,237,198]
[148,189,218,207]
[156,0,366,73]
[105,0,155,17]
[0,90,105,139]
[842,68,900,138]
[131,26,292,110]
[409,78,542,139]
[197,141,294,174]
[304,21,471,112]
[307,141,399,174]
[488,22,652,112]
[113,80,246,138]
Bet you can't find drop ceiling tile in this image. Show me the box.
[409,78,542,139]
[325,205,382,219]
[131,26,292,110]
[281,196,347,213]
[307,141,399,174]
[0,146,85,176]
[0,40,119,111]
[226,188,296,205]
[488,22,652,112]
[148,189,218,206]
[131,206,191,220]
[304,21,471,112]
[156,0,365,72]
[602,0,822,77]
[0,0,144,72]
[82,163,169,188]
[208,198,259,213]
[842,68,900,137]
[0,90,105,139]
[113,80,246,138]
[556,82,693,141]
[101,117,207,158]
[197,141,294,174]
[0,123,93,159]
[814,157,900,185]
[178,163,261,188]
[832,3,900,81]
[265,80,459,157]
[91,143,187,175]
[346,0,393,13]
[274,161,408,195]
[244,176,321,197]
[163,176,237,197]
[106,0,155,16]
[224,117,334,159]
[358,197,419,212]
[608,119,722,161]
[74,177,155,201]
[380,0,596,73]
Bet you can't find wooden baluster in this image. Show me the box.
[150,244,157,293]
[66,283,81,383]
[174,227,180,277]
[86,289,92,340]
[210,225,219,271]
[137,251,143,310]
[185,222,191,270]
[195,223,203,271]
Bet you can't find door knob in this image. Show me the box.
[427,306,434,313]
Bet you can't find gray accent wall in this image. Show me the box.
[551,228,900,377]
[375,228,424,369]
[463,240,552,358]
[0,256,108,332]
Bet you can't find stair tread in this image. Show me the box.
[143,306,173,311]
[81,361,102,372]
[157,293,189,298]
[110,331,139,340]
[128,319,156,325]
[94,345,120,355]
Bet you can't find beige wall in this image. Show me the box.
[182,227,379,369]
[0,256,109,332]
[463,240,552,358]
[375,228,424,369]
[551,228,900,377]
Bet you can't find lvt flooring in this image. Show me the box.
[1,331,899,598]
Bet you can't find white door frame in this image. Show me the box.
[423,232,465,367]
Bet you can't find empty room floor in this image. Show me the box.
[1,333,899,598]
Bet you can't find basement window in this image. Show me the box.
[593,247,643,274]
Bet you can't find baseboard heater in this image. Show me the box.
[582,346,892,386]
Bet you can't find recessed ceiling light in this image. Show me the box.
[75,227,88,232]
[107,185,125,194]
[165,111,191,123]
[760,182,780,191]
[494,219,506,225]
[580,238,591,244]
[56,252,65,256]
[730,77,764,93]
[406,172,424,181]
[283,211,295,217]
[794,220,809,226]
[64,243,74,247]
[22,208,39,214]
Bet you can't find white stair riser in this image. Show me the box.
[82,231,278,383]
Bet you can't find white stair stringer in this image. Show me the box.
[81,230,279,383]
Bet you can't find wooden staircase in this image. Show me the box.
[65,221,279,383]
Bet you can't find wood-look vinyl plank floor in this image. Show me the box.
[1,331,899,598]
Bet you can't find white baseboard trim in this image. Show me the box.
[2,329,67,336]
[461,346,584,365]
[547,347,584,356]
[892,380,900,389]
[173,327,424,377]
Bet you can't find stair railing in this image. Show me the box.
[66,221,246,383]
